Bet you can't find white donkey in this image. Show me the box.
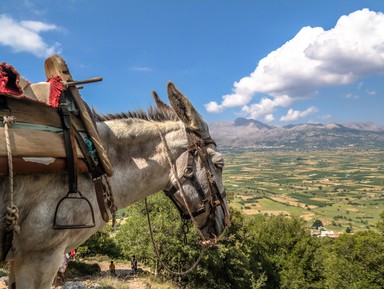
[0,82,230,289]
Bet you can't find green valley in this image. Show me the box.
[223,149,384,232]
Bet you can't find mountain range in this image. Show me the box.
[209,118,384,150]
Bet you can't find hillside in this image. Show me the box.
[209,118,384,150]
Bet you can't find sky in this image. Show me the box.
[1,0,384,126]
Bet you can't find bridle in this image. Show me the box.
[145,124,230,275]
[158,126,231,244]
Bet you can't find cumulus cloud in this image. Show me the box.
[280,106,318,122]
[0,15,61,57]
[205,92,253,112]
[207,9,384,122]
[264,114,275,123]
[241,94,293,119]
[205,101,223,113]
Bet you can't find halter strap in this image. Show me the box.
[155,125,208,243]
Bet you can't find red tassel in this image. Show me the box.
[47,76,65,108]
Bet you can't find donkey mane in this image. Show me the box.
[94,106,179,123]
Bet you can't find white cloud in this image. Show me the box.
[207,9,384,122]
[205,101,223,113]
[280,107,318,122]
[345,93,360,99]
[20,20,58,32]
[0,14,61,57]
[241,94,293,119]
[320,114,332,120]
[366,89,376,95]
[130,66,153,72]
[205,93,253,113]
[264,114,275,123]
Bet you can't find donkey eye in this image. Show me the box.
[214,161,224,170]
[208,149,224,169]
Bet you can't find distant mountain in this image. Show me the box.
[343,121,384,132]
[209,118,384,150]
[233,117,273,129]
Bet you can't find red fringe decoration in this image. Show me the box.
[47,76,65,108]
[0,62,23,96]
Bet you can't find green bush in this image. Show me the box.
[66,261,101,277]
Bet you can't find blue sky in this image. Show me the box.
[1,0,384,126]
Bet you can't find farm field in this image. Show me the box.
[223,149,384,233]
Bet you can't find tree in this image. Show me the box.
[77,224,121,258]
[117,198,266,288]
[250,215,310,288]
[115,193,203,278]
[311,219,323,229]
[376,210,384,234]
[323,230,384,289]
[345,226,352,233]
[187,209,266,289]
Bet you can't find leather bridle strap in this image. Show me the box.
[163,149,209,221]
[155,125,209,243]
[191,135,231,228]
[166,131,230,228]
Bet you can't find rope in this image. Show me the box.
[3,115,20,234]
[145,198,206,275]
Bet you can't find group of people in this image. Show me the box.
[109,255,138,276]
[53,251,138,286]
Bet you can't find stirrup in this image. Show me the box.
[53,191,95,229]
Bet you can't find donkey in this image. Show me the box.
[0,82,230,289]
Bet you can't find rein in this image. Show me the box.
[145,198,206,276]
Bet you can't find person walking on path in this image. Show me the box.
[54,253,69,286]
[109,260,116,276]
[131,255,138,273]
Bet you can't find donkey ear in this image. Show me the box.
[152,90,171,110]
[167,81,210,139]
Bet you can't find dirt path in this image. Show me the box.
[78,260,151,289]
[0,261,163,289]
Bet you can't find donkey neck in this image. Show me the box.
[96,118,187,209]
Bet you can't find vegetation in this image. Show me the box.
[74,149,384,288]
[2,149,380,288]
[76,225,121,258]
[78,191,384,288]
[66,261,101,278]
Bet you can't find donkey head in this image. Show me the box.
[157,82,230,244]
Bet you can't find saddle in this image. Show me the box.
[0,55,114,222]
[0,56,112,176]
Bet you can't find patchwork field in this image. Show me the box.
[223,149,384,232]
